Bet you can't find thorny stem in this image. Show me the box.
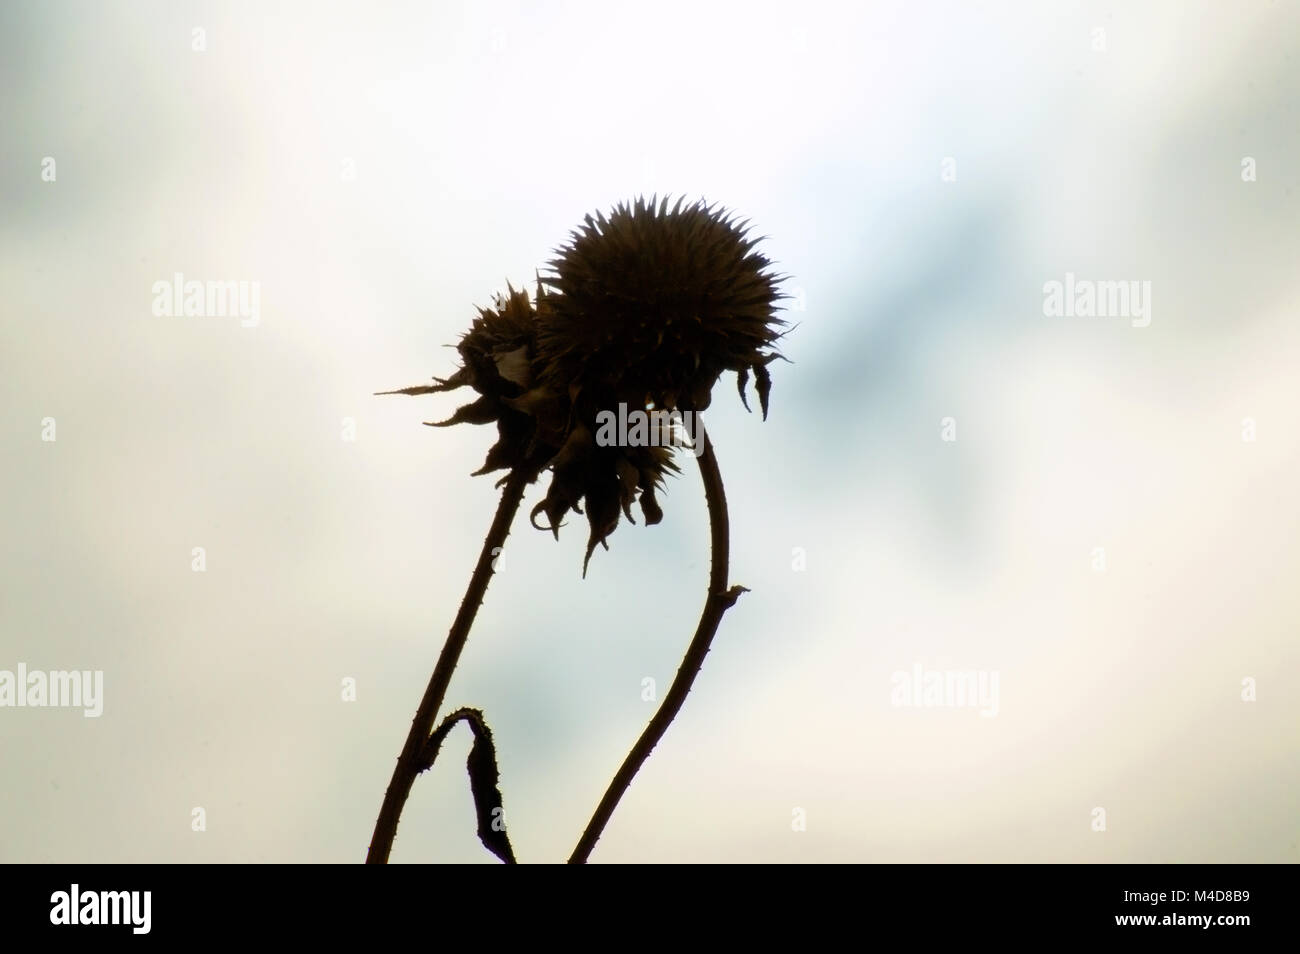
[569,426,746,863]
[366,469,530,864]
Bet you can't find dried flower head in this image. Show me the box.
[377,283,561,480]
[380,196,789,574]
[537,194,788,418]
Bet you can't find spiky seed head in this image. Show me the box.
[379,197,790,573]
[537,195,788,418]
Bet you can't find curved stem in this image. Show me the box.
[367,469,529,864]
[569,426,746,863]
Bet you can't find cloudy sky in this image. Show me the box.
[2,0,1297,863]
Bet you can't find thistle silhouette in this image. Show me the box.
[367,195,789,864]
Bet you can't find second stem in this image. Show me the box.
[570,426,746,863]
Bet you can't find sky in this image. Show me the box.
[2,0,1297,863]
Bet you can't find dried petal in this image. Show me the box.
[426,395,499,427]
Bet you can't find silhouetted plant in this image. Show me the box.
[368,196,789,864]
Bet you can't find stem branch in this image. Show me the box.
[366,469,529,864]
